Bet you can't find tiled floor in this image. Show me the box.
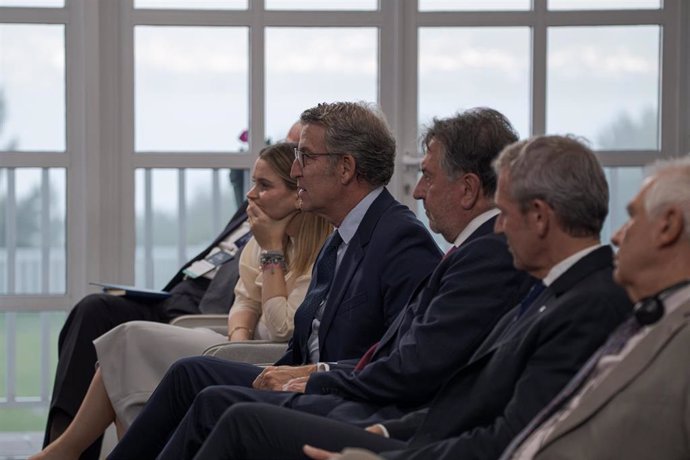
[0,432,42,459]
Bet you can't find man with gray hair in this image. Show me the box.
[500,155,690,460]
[168,134,631,460]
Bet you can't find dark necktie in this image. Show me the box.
[516,281,547,319]
[499,315,641,460]
[300,231,342,320]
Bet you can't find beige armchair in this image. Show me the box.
[170,314,288,364]
[170,314,229,334]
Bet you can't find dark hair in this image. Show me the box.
[422,107,519,197]
[300,101,396,186]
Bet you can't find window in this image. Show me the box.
[0,0,687,451]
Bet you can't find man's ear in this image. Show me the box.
[459,173,481,210]
[530,199,552,238]
[340,154,357,184]
[656,205,684,247]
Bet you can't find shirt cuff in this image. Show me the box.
[374,424,390,438]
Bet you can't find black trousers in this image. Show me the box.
[107,356,263,460]
[44,277,208,460]
[192,403,405,460]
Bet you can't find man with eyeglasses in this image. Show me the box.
[105,101,442,459]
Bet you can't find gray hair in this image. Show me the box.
[300,101,395,186]
[422,107,519,197]
[493,135,609,238]
[643,155,690,239]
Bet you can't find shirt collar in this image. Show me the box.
[452,208,500,247]
[542,244,602,287]
[336,186,384,245]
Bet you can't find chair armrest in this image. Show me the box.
[202,341,287,365]
[170,314,228,335]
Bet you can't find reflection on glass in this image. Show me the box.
[135,26,248,152]
[419,0,529,11]
[0,24,65,151]
[602,166,644,244]
[547,26,660,150]
[0,168,65,294]
[135,0,246,9]
[0,0,63,6]
[265,27,377,146]
[549,0,660,10]
[135,168,242,288]
[266,0,376,10]
[418,27,530,139]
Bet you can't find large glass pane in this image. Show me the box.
[135,0,246,9]
[135,26,248,152]
[0,0,63,6]
[549,0,660,10]
[419,0,530,11]
[0,24,65,151]
[266,0,377,10]
[135,168,242,288]
[1,168,65,295]
[419,27,530,139]
[0,311,64,434]
[265,27,377,146]
[602,166,644,244]
[547,26,660,150]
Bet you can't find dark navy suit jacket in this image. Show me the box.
[303,217,534,416]
[275,188,441,365]
[380,246,632,460]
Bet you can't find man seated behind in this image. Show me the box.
[182,134,632,460]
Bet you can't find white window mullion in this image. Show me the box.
[177,169,187,268]
[248,0,265,160]
[532,0,547,136]
[41,169,51,294]
[212,169,221,232]
[144,168,154,287]
[659,0,682,158]
[6,169,17,295]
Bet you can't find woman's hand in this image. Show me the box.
[247,202,298,251]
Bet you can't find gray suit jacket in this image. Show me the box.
[534,290,690,460]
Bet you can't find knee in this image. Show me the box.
[70,293,112,322]
[59,294,113,341]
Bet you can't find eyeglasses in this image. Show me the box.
[294,148,347,167]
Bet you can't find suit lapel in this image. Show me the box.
[370,217,500,355]
[542,297,690,448]
[316,190,394,348]
[473,247,613,360]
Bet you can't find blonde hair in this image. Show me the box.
[258,142,333,276]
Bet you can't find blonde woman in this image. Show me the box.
[32,142,332,460]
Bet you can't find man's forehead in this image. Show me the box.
[299,123,326,146]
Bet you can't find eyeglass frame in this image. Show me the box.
[294,148,348,167]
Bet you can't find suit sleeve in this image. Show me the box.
[306,238,525,405]
[380,289,631,460]
[375,215,441,329]
[382,408,429,441]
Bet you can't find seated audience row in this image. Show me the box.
[40,101,690,460]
